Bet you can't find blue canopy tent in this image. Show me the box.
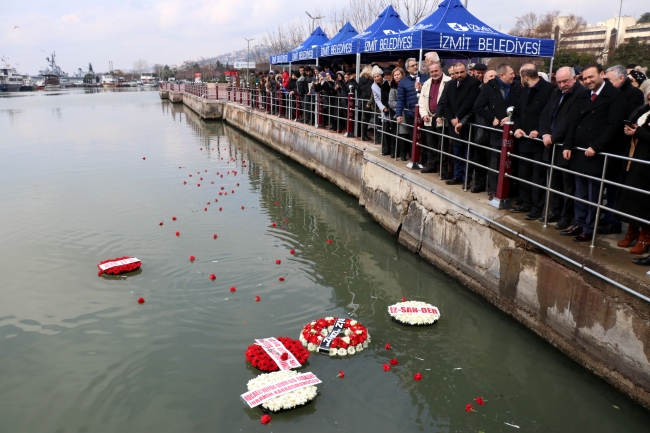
[318,22,358,59]
[354,5,409,55]
[269,26,330,66]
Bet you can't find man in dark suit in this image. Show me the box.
[599,65,646,234]
[561,63,626,242]
[473,63,522,198]
[436,62,481,185]
[511,64,555,220]
[538,66,588,230]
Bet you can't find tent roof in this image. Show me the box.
[293,26,330,52]
[318,22,358,59]
[353,5,409,53]
[322,22,358,47]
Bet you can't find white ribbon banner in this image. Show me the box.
[388,305,439,315]
[241,372,322,408]
[254,337,301,371]
[98,257,140,271]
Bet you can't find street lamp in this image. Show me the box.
[305,11,324,33]
[244,37,255,87]
[200,56,205,82]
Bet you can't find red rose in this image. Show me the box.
[465,403,474,413]
[476,397,484,405]
[290,249,295,254]
[389,358,398,365]
[175,231,180,236]
[275,260,281,264]
[172,216,177,221]
[338,370,345,379]
[137,297,145,304]
[230,287,236,293]
[414,372,422,381]
[209,274,216,281]
[279,277,285,281]
[255,296,261,302]
[382,364,390,372]
[280,353,288,361]
[189,255,195,262]
[385,343,391,350]
[401,296,406,302]
[260,414,271,425]
[159,222,163,226]
[271,222,277,227]
[213,234,217,239]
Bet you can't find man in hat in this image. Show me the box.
[468,63,476,77]
[473,63,487,83]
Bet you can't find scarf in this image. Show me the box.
[496,76,511,100]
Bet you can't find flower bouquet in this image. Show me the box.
[245,337,310,372]
[299,317,370,357]
[97,257,141,276]
[388,301,441,326]
[243,370,320,413]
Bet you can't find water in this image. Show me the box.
[1,89,649,433]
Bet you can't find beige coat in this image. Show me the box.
[418,74,451,126]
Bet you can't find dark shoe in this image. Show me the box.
[381,151,390,156]
[555,219,572,230]
[560,224,582,236]
[597,224,622,235]
[525,211,542,220]
[420,165,437,174]
[632,255,650,266]
[400,156,407,161]
[361,136,371,142]
[573,232,592,242]
[510,205,531,213]
[538,212,560,223]
[445,178,463,185]
[512,198,523,206]
[488,192,495,201]
[470,187,485,193]
[440,173,453,180]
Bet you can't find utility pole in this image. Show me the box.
[244,37,255,87]
[616,0,623,48]
[305,11,324,33]
[464,0,468,8]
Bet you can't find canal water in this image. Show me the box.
[1,89,649,433]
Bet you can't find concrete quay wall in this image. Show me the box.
[167,96,650,409]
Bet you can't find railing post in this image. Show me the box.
[278,90,284,117]
[294,94,301,122]
[463,125,473,191]
[316,93,324,128]
[542,144,557,227]
[591,155,609,249]
[343,91,355,138]
[239,87,243,104]
[266,91,272,114]
[408,106,423,169]
[489,106,515,209]
[227,86,231,102]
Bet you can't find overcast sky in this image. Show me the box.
[2,0,648,75]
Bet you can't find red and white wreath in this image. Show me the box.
[388,301,441,325]
[97,257,141,276]
[245,337,310,372]
[299,317,370,357]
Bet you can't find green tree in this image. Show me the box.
[607,38,650,67]
[638,12,650,24]
[543,49,598,70]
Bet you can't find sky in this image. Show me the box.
[2,0,648,75]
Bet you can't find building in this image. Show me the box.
[555,15,650,62]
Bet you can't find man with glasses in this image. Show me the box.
[418,62,451,174]
[396,58,427,163]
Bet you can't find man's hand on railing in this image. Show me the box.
[514,128,525,138]
[499,117,509,126]
[563,149,572,160]
[397,116,403,124]
[423,115,431,123]
[585,147,596,157]
[528,130,539,139]
[542,134,553,147]
[454,122,463,134]
[450,118,458,127]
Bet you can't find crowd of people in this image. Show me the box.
[242,56,650,268]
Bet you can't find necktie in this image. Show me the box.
[457,81,460,88]
[591,93,597,102]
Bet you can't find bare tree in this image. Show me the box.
[511,11,587,52]
[132,59,150,74]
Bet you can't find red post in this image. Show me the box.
[266,91,272,113]
[239,87,243,104]
[343,92,355,137]
[410,106,423,168]
[316,93,324,128]
[491,112,515,209]
[227,86,231,102]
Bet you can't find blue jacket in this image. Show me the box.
[395,72,425,118]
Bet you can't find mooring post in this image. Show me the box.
[316,93,324,128]
[343,89,355,138]
[408,106,423,169]
[294,94,301,122]
[278,90,284,118]
[489,106,515,209]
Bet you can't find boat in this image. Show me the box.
[141,73,158,87]
[102,61,118,87]
[0,67,24,92]
[19,76,35,91]
[43,73,61,90]
[38,52,65,90]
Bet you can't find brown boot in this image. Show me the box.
[617,225,639,248]
[630,228,650,255]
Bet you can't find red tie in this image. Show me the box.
[591,93,597,102]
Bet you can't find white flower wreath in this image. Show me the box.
[246,370,318,412]
[388,301,441,325]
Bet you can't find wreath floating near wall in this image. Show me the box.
[299,317,370,357]
[244,370,320,413]
[388,301,441,326]
[245,337,310,372]
[97,257,142,276]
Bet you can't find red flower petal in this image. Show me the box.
[137,297,145,304]
[175,231,180,237]
[231,190,234,193]
[338,370,345,379]
[280,353,288,361]
[476,397,484,405]
[183,181,186,184]
[255,296,261,302]
[279,277,285,281]
[172,217,177,221]
[209,274,216,281]
[204,208,207,211]
[275,201,279,206]
[465,403,474,412]
[236,183,240,186]
[401,296,406,302]
[219,207,222,211]
[159,222,163,226]
[221,186,224,190]
[326,239,332,244]
[271,222,277,227]
[275,260,281,265]
[382,364,390,372]
[241,206,245,209]
[389,358,399,365]
[142,157,146,160]
[385,343,391,350]
[213,234,217,239]
[197,184,200,187]
[290,249,295,254]
[189,256,195,262]
[414,372,422,381]
[230,287,236,293]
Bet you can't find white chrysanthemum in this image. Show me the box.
[310,321,316,326]
[317,335,323,341]
[324,317,334,321]
[247,370,318,412]
[356,330,362,334]
[355,343,363,352]
[327,325,334,332]
[307,343,316,352]
[329,348,337,357]
[388,301,441,325]
[362,341,368,348]
[337,348,347,356]
[344,329,351,336]
[341,336,350,344]
[350,320,357,326]
[347,346,356,355]
[321,329,328,336]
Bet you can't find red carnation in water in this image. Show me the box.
[224,192,228,195]
[280,352,289,361]
[401,296,407,302]
[197,184,200,187]
[275,201,279,206]
[137,297,145,304]
[389,358,399,365]
[385,343,391,350]
[175,231,180,237]
[200,148,202,150]
[172,216,177,221]
[209,274,216,281]
[476,397,485,405]
[231,190,234,193]
[290,249,295,254]
[414,372,422,381]
[189,174,192,177]
[255,296,261,302]
[219,207,223,211]
[210,181,214,184]
[279,277,285,281]
[382,364,390,372]
[204,208,207,211]
[221,186,224,190]
[465,403,474,413]
[236,183,240,186]
[338,370,345,379]
[159,222,163,226]
[183,181,186,184]
[218,192,222,195]
[189,255,195,262]
[230,286,236,293]
[200,177,203,180]
[326,239,332,244]
[142,157,146,160]
[213,234,217,239]
[271,222,277,227]
[275,259,281,264]
[241,206,245,209]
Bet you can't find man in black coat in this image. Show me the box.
[436,62,481,185]
[539,66,589,230]
[561,63,626,242]
[473,63,522,198]
[511,64,555,220]
[599,65,646,234]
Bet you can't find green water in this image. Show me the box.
[0,89,648,433]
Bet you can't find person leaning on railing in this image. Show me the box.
[561,63,626,242]
[616,87,650,264]
[418,61,451,174]
[538,66,588,230]
[389,67,409,160]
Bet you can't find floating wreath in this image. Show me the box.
[97,257,141,276]
[243,370,320,412]
[299,317,370,357]
[388,301,441,326]
[245,337,310,372]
